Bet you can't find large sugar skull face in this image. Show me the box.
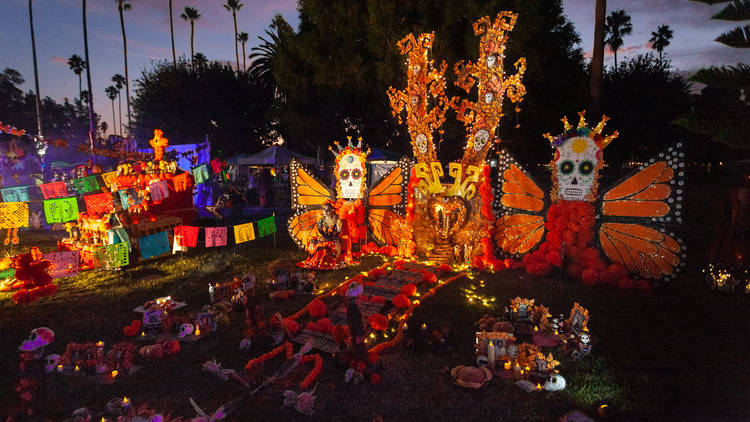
[553,136,601,201]
[336,150,366,199]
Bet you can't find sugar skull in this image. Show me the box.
[335,147,367,200]
[544,374,566,391]
[552,136,601,202]
[474,129,490,152]
[415,133,428,154]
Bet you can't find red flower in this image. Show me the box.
[369,373,382,384]
[368,314,389,331]
[400,283,417,296]
[308,299,327,318]
[392,294,410,308]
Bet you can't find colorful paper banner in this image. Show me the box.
[234,222,255,244]
[43,197,79,223]
[1,186,30,203]
[0,202,29,228]
[84,192,114,215]
[175,225,200,248]
[42,250,80,279]
[205,227,227,247]
[192,164,210,185]
[149,180,170,202]
[73,175,100,194]
[100,171,118,188]
[257,215,277,238]
[139,231,170,259]
[173,172,192,192]
[40,181,69,199]
[96,242,129,268]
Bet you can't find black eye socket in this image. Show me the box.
[560,160,574,175]
[340,169,349,180]
[579,161,594,175]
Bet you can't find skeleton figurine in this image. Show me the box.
[575,332,592,357]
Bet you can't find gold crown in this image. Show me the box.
[542,111,619,149]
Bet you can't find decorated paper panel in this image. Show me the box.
[1,186,30,203]
[192,164,210,185]
[40,181,69,199]
[175,225,200,248]
[139,231,170,259]
[257,215,277,238]
[84,192,114,215]
[234,222,255,244]
[42,250,80,278]
[0,202,29,228]
[43,197,79,223]
[173,172,192,192]
[73,175,101,194]
[94,243,129,268]
[149,180,170,202]
[100,171,118,188]
[205,227,227,247]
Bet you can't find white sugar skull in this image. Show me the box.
[544,374,566,391]
[410,96,419,107]
[474,129,490,152]
[413,64,421,74]
[579,333,590,345]
[337,152,366,199]
[553,136,601,201]
[416,133,428,154]
[484,91,494,104]
[486,55,497,68]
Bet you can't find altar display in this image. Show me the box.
[388,12,526,268]
[494,113,686,287]
[287,138,409,269]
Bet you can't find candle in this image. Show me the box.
[504,361,511,371]
[195,326,201,336]
[57,364,63,372]
[536,383,542,390]
[111,370,119,378]
[513,362,521,378]
[487,341,495,369]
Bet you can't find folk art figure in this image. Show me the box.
[288,137,409,269]
[494,112,686,287]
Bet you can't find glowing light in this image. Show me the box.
[111,370,119,378]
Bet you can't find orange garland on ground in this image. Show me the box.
[243,341,323,391]
[299,354,323,390]
[244,341,294,372]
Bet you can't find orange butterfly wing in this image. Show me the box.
[288,209,324,249]
[598,143,686,283]
[367,157,410,246]
[290,158,334,209]
[493,149,548,256]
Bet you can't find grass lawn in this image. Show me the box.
[1,179,748,421]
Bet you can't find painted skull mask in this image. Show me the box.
[415,133,429,154]
[336,152,366,200]
[553,136,601,201]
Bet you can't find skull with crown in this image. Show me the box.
[333,137,369,200]
[545,112,619,202]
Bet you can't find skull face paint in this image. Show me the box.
[553,136,600,201]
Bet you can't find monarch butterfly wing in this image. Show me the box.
[287,209,323,249]
[493,149,549,257]
[368,208,404,246]
[367,157,410,212]
[366,157,410,246]
[598,142,687,283]
[290,158,334,210]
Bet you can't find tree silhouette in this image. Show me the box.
[28,0,42,136]
[223,0,243,72]
[67,54,86,98]
[181,7,201,65]
[238,32,249,72]
[193,52,208,68]
[605,9,633,73]
[105,85,118,136]
[169,0,176,67]
[116,0,132,133]
[112,73,125,135]
[649,24,673,63]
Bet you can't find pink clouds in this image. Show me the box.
[50,56,68,64]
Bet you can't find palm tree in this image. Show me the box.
[604,9,633,73]
[67,54,87,99]
[237,32,249,71]
[105,86,118,136]
[589,0,606,116]
[193,52,208,68]
[112,73,125,136]
[116,1,132,133]
[28,0,42,136]
[249,29,279,90]
[82,0,95,151]
[649,24,674,63]
[169,0,176,67]
[181,7,201,64]
[223,0,243,72]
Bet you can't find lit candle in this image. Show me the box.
[195,326,201,336]
[57,364,63,372]
[513,362,521,377]
[504,361,511,371]
[487,341,495,369]
[536,383,542,390]
[111,370,119,378]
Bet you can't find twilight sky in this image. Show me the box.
[0,0,745,138]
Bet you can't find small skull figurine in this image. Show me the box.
[45,354,61,372]
[577,332,592,356]
[544,374,567,391]
[337,151,366,200]
[178,323,195,338]
[473,129,490,152]
[486,55,497,68]
[415,133,429,154]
